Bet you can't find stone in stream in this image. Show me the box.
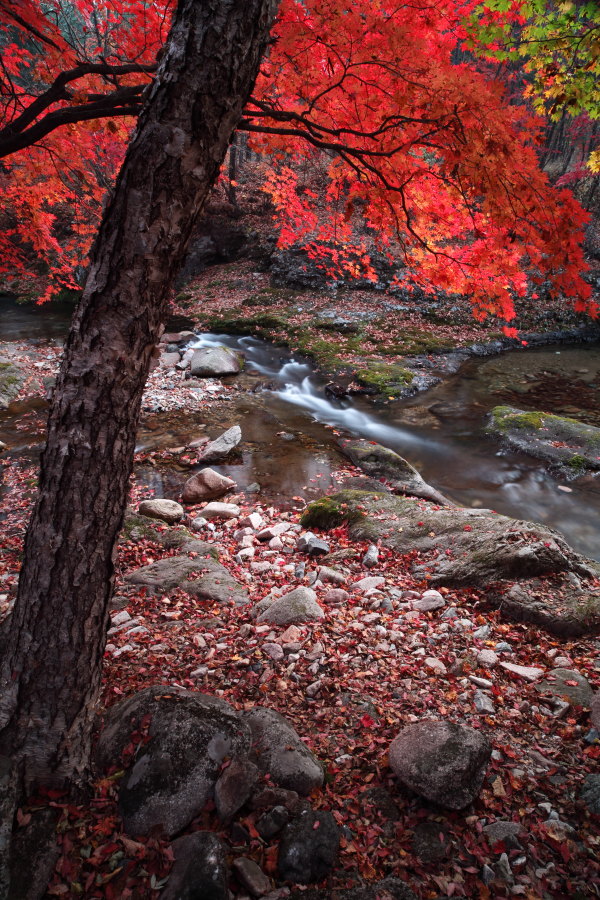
[388,719,491,809]
[190,345,243,377]
[137,499,184,524]
[193,425,242,463]
[338,437,453,506]
[182,467,236,503]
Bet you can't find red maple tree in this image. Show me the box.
[0,0,595,325]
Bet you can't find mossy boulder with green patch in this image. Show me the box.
[338,438,452,505]
[301,490,599,591]
[487,406,600,473]
[0,362,25,409]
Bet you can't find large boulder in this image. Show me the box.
[124,554,249,605]
[301,490,599,590]
[159,832,229,900]
[535,668,594,707]
[338,438,452,506]
[487,406,600,473]
[182,468,236,503]
[241,707,324,795]
[95,686,251,837]
[388,719,491,810]
[190,347,243,377]
[0,361,25,409]
[138,499,184,524]
[193,425,242,463]
[277,809,340,884]
[255,587,324,626]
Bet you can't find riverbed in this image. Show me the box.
[1,296,599,559]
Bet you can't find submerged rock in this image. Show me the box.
[338,437,452,505]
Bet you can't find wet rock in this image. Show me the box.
[338,438,452,505]
[138,499,184,524]
[125,554,248,606]
[241,707,324,795]
[233,858,272,897]
[159,832,229,900]
[190,346,243,377]
[535,668,593,707]
[194,425,242,463]
[95,686,251,837]
[297,532,330,556]
[214,757,259,822]
[580,774,600,814]
[201,501,241,521]
[9,808,60,900]
[256,587,324,626]
[182,468,236,503]
[389,719,491,809]
[277,809,340,884]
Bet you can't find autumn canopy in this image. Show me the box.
[0,0,596,328]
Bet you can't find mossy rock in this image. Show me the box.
[302,491,599,593]
[486,406,600,473]
[0,362,25,409]
[355,363,414,394]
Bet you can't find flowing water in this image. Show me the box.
[1,295,599,559]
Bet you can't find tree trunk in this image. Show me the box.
[0,0,278,791]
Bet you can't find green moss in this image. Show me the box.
[567,454,587,473]
[355,363,414,393]
[300,490,381,530]
[120,514,161,543]
[201,310,289,338]
[489,406,547,432]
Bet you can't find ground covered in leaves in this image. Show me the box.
[2,450,600,899]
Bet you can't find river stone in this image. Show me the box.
[124,554,248,605]
[301,490,599,589]
[241,707,324,795]
[201,501,241,520]
[487,406,600,473]
[277,809,340,884]
[190,346,243,377]
[412,590,445,612]
[256,587,324,626]
[195,425,242,463]
[95,686,251,837]
[338,437,452,506]
[388,719,491,809]
[159,832,229,900]
[138,499,184,524]
[182,468,236,503]
[500,662,544,682]
[535,668,593,707]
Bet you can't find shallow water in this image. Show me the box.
[1,298,599,559]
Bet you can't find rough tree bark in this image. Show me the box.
[0,0,278,791]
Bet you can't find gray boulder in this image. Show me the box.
[277,809,340,884]
[182,468,236,504]
[214,756,259,822]
[95,686,251,837]
[339,438,452,505]
[241,707,324,795]
[256,587,324,626]
[124,554,248,605]
[8,808,60,900]
[138,499,184,524]
[535,668,594,707]
[159,832,229,900]
[301,490,599,589]
[195,425,242,463]
[0,361,25,410]
[389,719,491,809]
[190,346,243,377]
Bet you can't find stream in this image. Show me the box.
[2,296,600,560]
